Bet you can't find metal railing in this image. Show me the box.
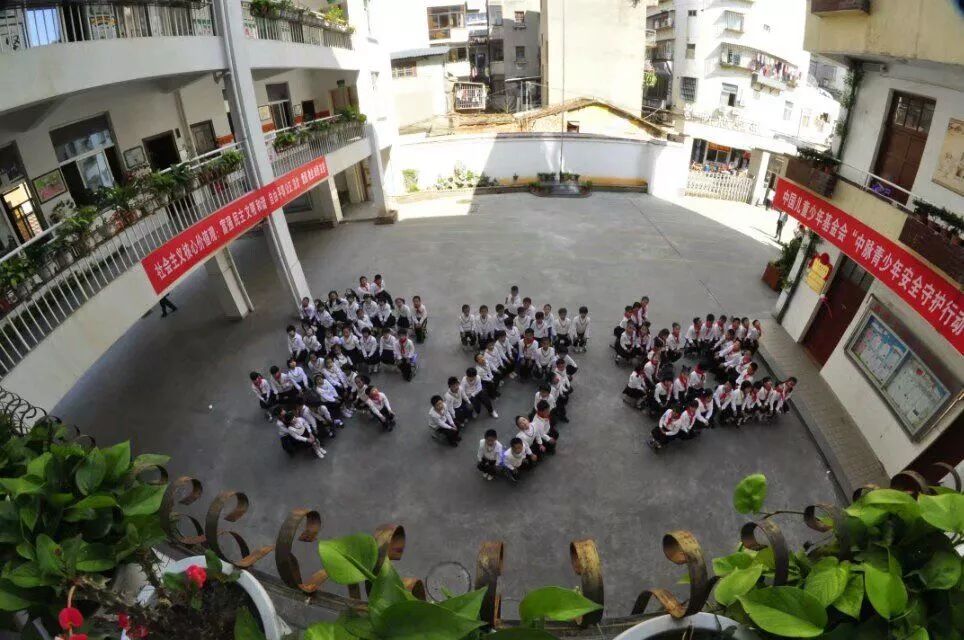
[833,160,956,229]
[265,115,366,178]
[454,82,488,111]
[241,2,352,50]
[0,1,215,55]
[685,170,753,202]
[0,146,251,377]
[683,105,764,135]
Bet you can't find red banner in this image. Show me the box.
[141,155,329,294]
[774,177,964,354]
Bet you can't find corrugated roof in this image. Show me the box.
[391,47,448,60]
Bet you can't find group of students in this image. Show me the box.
[611,298,798,451]
[423,286,587,483]
[248,274,424,459]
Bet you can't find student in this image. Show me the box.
[533,382,558,420]
[473,352,500,399]
[286,358,310,392]
[676,400,701,440]
[394,297,412,330]
[505,286,522,321]
[556,345,579,378]
[287,325,308,363]
[277,412,326,459]
[697,316,714,353]
[429,395,460,446]
[573,306,591,353]
[358,327,381,372]
[295,400,337,439]
[353,307,374,339]
[684,317,703,354]
[307,352,326,382]
[493,332,516,378]
[738,381,760,426]
[340,326,361,366]
[642,353,660,389]
[615,323,640,362]
[300,297,318,329]
[615,306,634,340]
[459,304,477,347]
[503,319,522,362]
[530,405,558,453]
[475,305,498,344]
[637,296,650,325]
[531,311,552,342]
[355,276,374,301]
[713,380,736,426]
[372,274,388,300]
[664,323,683,362]
[650,375,675,415]
[339,366,358,418]
[702,314,719,352]
[550,369,571,423]
[351,373,371,413]
[542,304,556,331]
[327,290,350,324]
[477,429,503,480]
[533,337,556,380]
[412,296,429,343]
[363,294,381,328]
[483,341,508,383]
[553,307,573,349]
[516,297,536,329]
[366,386,396,431]
[517,329,539,380]
[735,362,758,387]
[623,363,648,409]
[322,356,349,399]
[494,304,508,328]
[766,377,797,418]
[499,437,531,483]
[515,415,549,460]
[445,376,474,426]
[376,297,396,329]
[754,379,773,420]
[315,304,335,341]
[396,330,417,381]
[314,375,346,428]
[648,405,683,451]
[736,317,749,341]
[672,367,690,404]
[745,319,762,351]
[345,291,360,322]
[461,367,499,418]
[694,390,715,430]
[250,371,276,421]
[304,327,324,357]
[324,324,343,354]
[687,363,707,401]
[378,327,399,369]
[731,381,752,427]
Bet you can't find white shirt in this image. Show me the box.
[366,391,392,416]
[627,371,647,392]
[478,439,504,462]
[659,410,682,436]
[619,331,638,352]
[396,304,412,323]
[279,416,313,441]
[519,339,539,360]
[300,303,317,323]
[328,297,349,315]
[505,327,522,347]
[678,410,697,434]
[653,382,673,404]
[484,349,503,372]
[747,326,761,342]
[534,391,557,411]
[500,445,530,469]
[362,299,379,318]
[413,305,428,327]
[535,346,556,367]
[325,334,344,353]
[475,314,498,337]
[353,315,374,337]
[445,386,470,412]
[316,379,339,403]
[475,361,494,382]
[684,325,700,345]
[304,334,323,353]
[359,335,379,357]
[461,375,483,398]
[316,308,335,328]
[429,405,458,431]
[672,377,689,401]
[307,358,325,380]
[379,334,399,357]
[287,366,309,390]
[713,385,733,410]
[643,360,659,385]
[553,317,573,339]
[376,304,394,324]
[573,315,591,337]
[397,339,416,359]
[515,312,533,333]
[323,364,347,388]
[688,370,706,391]
[531,414,554,442]
[696,399,714,425]
[288,333,307,355]
[531,320,552,339]
[505,294,523,313]
[341,333,360,351]
[665,333,683,350]
[251,378,273,400]
[459,313,476,333]
[355,284,374,300]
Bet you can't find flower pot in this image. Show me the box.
[14,281,32,300]
[761,261,782,291]
[161,556,290,640]
[613,613,760,640]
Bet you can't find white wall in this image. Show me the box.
[821,281,964,476]
[841,62,964,212]
[392,56,448,128]
[385,132,691,198]
[377,0,432,53]
[779,242,843,341]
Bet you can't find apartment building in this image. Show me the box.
[540,0,654,114]
[0,0,397,408]
[774,0,963,479]
[646,0,842,170]
[487,0,542,111]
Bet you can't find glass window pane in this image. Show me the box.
[78,153,114,191]
[918,103,934,132]
[905,100,921,130]
[893,97,908,126]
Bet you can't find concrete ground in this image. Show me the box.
[55,192,840,617]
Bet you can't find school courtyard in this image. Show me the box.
[55,192,839,615]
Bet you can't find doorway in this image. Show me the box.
[142,132,180,171]
[1,182,45,244]
[803,257,874,366]
[301,100,317,123]
[870,92,935,204]
[190,121,218,155]
[266,83,294,130]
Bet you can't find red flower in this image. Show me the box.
[58,607,84,631]
[117,613,130,630]
[129,625,150,639]
[185,565,207,589]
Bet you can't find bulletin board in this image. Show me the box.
[846,298,958,441]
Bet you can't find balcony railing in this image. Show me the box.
[265,115,366,177]
[811,0,871,15]
[0,146,250,377]
[453,81,487,111]
[683,105,764,135]
[752,71,788,92]
[241,2,352,50]
[0,0,215,55]
[645,28,656,47]
[719,44,800,87]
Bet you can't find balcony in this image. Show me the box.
[810,0,870,15]
[0,1,224,114]
[719,44,800,87]
[752,71,788,92]
[785,155,838,197]
[265,115,367,177]
[646,29,656,48]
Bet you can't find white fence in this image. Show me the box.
[684,171,753,202]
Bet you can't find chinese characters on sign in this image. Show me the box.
[141,156,330,294]
[774,177,964,355]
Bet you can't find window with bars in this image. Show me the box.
[720,83,739,107]
[680,77,698,102]
[514,11,526,26]
[686,42,695,59]
[427,6,464,40]
[724,11,744,32]
[391,59,417,78]
[783,101,794,121]
[491,39,503,61]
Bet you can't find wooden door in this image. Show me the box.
[803,258,874,366]
[871,92,935,204]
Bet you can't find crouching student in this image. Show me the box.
[250,371,276,421]
[277,412,326,459]
[572,306,591,352]
[429,395,461,446]
[287,325,308,363]
[623,363,648,409]
[314,375,347,429]
[270,365,302,407]
[366,386,396,431]
[649,375,675,417]
[556,345,579,378]
[359,327,380,373]
[553,308,574,349]
[615,323,641,363]
[304,327,324,358]
[378,328,399,370]
[477,429,504,480]
[412,296,428,343]
[713,380,736,426]
[766,377,797,418]
[694,389,715,430]
[530,403,559,451]
[396,330,417,381]
[648,405,683,451]
[549,370,571,423]
[533,383,558,422]
[515,415,550,461]
[446,376,474,426]
[677,400,701,441]
[499,437,532,484]
[473,353,501,400]
[517,329,539,380]
[462,367,499,418]
[533,338,556,380]
[294,400,336,440]
[459,305,477,348]
[664,323,683,362]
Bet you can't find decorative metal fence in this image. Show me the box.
[684,170,754,202]
[240,2,352,50]
[0,1,215,54]
[266,116,366,177]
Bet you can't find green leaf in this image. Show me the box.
[863,551,907,619]
[438,587,488,620]
[0,477,42,497]
[844,503,888,528]
[918,550,962,590]
[901,629,929,640]
[804,558,850,607]
[19,501,38,532]
[317,534,379,585]
[132,453,171,470]
[26,453,51,480]
[75,449,106,495]
[373,601,486,640]
[204,549,224,578]
[738,586,828,638]
[15,543,34,561]
[117,484,166,516]
[75,543,115,572]
[162,571,186,593]
[233,606,266,640]
[102,441,131,482]
[0,579,32,611]
[833,573,864,619]
[304,622,344,640]
[36,535,64,576]
[918,493,964,534]
[368,561,413,624]
[518,586,603,624]
[859,489,920,522]
[713,551,755,576]
[733,473,768,514]
[715,564,764,606]
[487,631,560,640]
[7,562,58,588]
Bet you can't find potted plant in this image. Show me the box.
[786,148,840,197]
[272,131,299,152]
[762,235,802,291]
[249,0,282,20]
[0,254,37,299]
[98,184,142,232]
[61,206,100,254]
[614,612,760,639]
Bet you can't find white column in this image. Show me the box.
[365,123,388,216]
[748,150,772,206]
[214,0,311,306]
[309,178,343,225]
[345,163,366,204]
[204,248,253,319]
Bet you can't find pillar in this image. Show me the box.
[365,123,388,216]
[309,178,343,224]
[214,0,311,306]
[204,248,253,319]
[345,163,366,204]
[748,149,772,206]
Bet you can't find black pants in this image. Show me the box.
[160,295,177,315]
[454,403,473,425]
[623,387,646,400]
[258,393,277,410]
[519,359,534,380]
[461,332,477,346]
[437,428,460,445]
[651,428,679,445]
[573,334,587,348]
[380,351,396,366]
[614,344,638,360]
[322,401,343,422]
[397,317,410,330]
[332,310,349,324]
[554,335,572,349]
[414,324,427,343]
[399,358,415,381]
[482,379,499,399]
[344,348,362,367]
[277,389,302,407]
[478,459,497,474]
[469,392,493,415]
[375,409,396,429]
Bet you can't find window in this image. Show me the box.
[688,9,697,16]
[391,59,417,78]
[705,143,731,164]
[50,115,121,205]
[892,93,935,133]
[448,46,467,62]
[686,42,695,59]
[720,83,739,107]
[763,24,771,32]
[724,11,744,32]
[190,121,217,154]
[488,5,502,25]
[514,11,526,26]
[427,6,464,40]
[680,77,698,102]
[654,40,673,60]
[491,39,503,62]
[515,45,525,62]
[801,108,812,129]
[266,83,293,130]
[1,183,43,243]
[783,101,794,121]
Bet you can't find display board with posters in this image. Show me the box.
[846,298,957,440]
